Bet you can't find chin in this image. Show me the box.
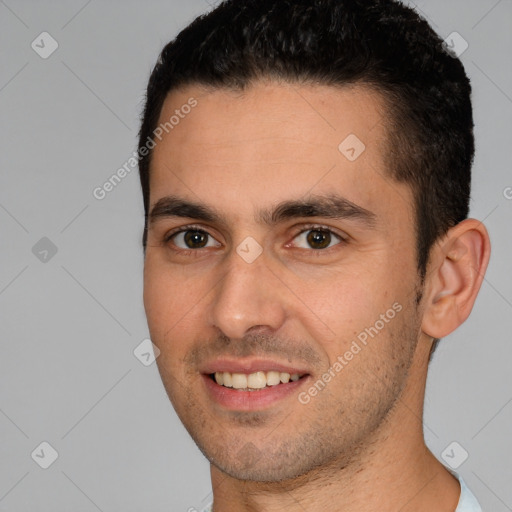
[212,457,306,483]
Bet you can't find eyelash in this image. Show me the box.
[163,223,348,255]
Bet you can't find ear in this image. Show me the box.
[421,219,491,339]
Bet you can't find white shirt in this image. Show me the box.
[200,473,482,511]
[456,475,482,511]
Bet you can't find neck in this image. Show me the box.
[208,339,461,512]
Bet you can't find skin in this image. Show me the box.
[143,81,491,512]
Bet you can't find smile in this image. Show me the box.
[211,371,306,390]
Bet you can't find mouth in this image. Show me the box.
[208,370,308,391]
[202,365,311,411]
[200,358,312,410]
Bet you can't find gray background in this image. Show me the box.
[0,0,511,510]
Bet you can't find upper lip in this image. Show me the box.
[201,358,310,375]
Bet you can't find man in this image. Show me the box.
[138,0,491,510]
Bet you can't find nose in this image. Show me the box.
[208,247,288,341]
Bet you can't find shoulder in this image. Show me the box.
[455,475,482,512]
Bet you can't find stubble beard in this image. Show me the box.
[159,299,423,486]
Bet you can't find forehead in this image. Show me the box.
[154,81,386,166]
[149,81,412,228]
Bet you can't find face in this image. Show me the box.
[143,81,426,482]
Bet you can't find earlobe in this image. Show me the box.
[421,219,491,339]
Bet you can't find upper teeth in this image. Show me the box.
[214,371,302,389]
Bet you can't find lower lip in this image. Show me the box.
[202,374,309,411]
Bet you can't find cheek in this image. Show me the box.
[283,269,378,357]
[143,255,214,357]
[297,263,404,350]
[143,259,166,331]
[143,257,190,340]
[143,263,188,385]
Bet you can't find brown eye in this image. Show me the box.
[183,230,209,248]
[292,227,344,250]
[168,229,221,250]
[306,230,332,249]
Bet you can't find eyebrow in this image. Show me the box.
[148,194,377,228]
